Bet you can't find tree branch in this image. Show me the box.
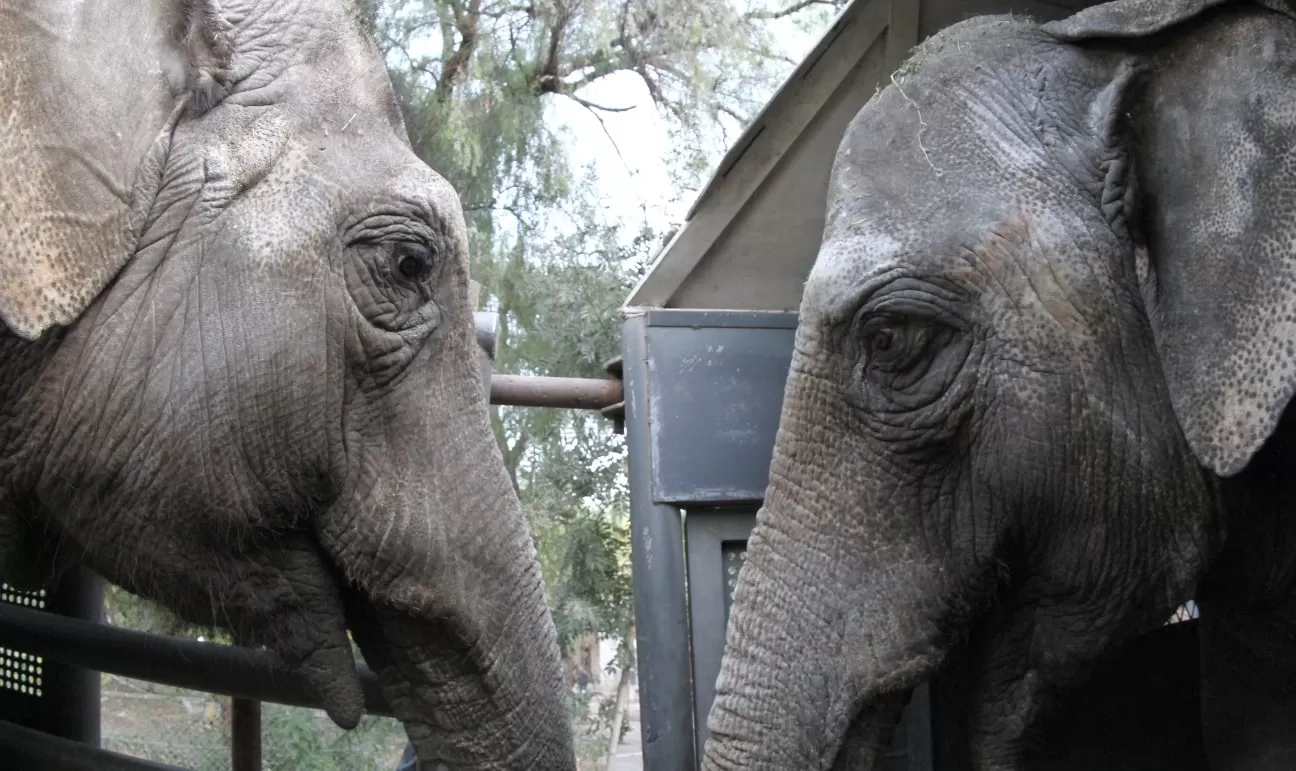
[715,103,749,126]
[528,0,570,94]
[563,93,635,112]
[436,0,484,103]
[747,0,837,20]
[569,95,636,183]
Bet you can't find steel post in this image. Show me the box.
[45,566,104,747]
[621,314,696,770]
[231,698,262,771]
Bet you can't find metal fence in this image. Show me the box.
[0,311,626,771]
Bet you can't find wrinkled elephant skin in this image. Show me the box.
[0,1,574,768]
[704,1,1296,769]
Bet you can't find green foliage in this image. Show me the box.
[567,690,621,767]
[103,683,404,771]
[104,584,229,643]
[261,705,404,771]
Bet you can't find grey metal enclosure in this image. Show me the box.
[618,1,1112,769]
[620,309,937,770]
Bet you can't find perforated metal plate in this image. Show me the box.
[721,542,747,622]
[0,584,45,699]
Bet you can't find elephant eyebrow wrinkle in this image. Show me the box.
[959,226,1024,314]
[979,216,1101,365]
[342,203,445,246]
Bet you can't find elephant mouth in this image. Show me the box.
[226,535,373,730]
[244,535,498,741]
[231,546,427,732]
[827,688,915,770]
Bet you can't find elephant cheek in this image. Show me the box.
[704,519,932,771]
[703,415,966,769]
[317,351,574,769]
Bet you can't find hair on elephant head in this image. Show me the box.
[0,1,575,767]
[703,1,1296,769]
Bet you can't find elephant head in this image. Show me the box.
[704,1,1296,768]
[0,1,574,767]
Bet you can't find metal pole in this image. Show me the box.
[0,719,185,771]
[475,311,496,397]
[231,698,262,771]
[45,566,104,747]
[0,602,391,715]
[621,314,697,770]
[489,374,622,410]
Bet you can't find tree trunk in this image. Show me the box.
[604,664,632,771]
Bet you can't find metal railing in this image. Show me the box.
[0,311,627,770]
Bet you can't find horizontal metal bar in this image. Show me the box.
[640,309,800,330]
[473,311,498,361]
[0,603,392,717]
[489,374,623,410]
[0,719,185,771]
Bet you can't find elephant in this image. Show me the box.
[0,1,574,768]
[702,0,1296,769]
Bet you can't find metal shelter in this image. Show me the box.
[617,1,1113,769]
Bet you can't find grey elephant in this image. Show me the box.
[0,0,574,768]
[703,0,1296,769]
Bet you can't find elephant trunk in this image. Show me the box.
[702,357,964,770]
[320,325,574,768]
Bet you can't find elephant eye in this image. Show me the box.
[860,314,933,372]
[394,242,433,281]
[862,317,907,361]
[869,328,897,354]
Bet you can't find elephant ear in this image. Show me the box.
[1052,0,1296,477]
[0,2,230,340]
[1043,0,1294,40]
[0,84,136,340]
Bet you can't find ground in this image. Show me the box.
[610,696,643,771]
[101,672,643,770]
[101,674,407,770]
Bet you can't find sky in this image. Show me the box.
[387,1,844,282]
[548,71,677,239]
[540,12,837,257]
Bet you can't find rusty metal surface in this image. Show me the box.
[489,374,623,410]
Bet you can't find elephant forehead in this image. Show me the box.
[805,132,1084,318]
[803,172,1010,321]
[800,16,1113,323]
[388,165,469,252]
[281,127,468,253]
[802,230,908,316]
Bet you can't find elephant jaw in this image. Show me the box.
[341,579,575,768]
[703,498,951,769]
[248,573,571,767]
